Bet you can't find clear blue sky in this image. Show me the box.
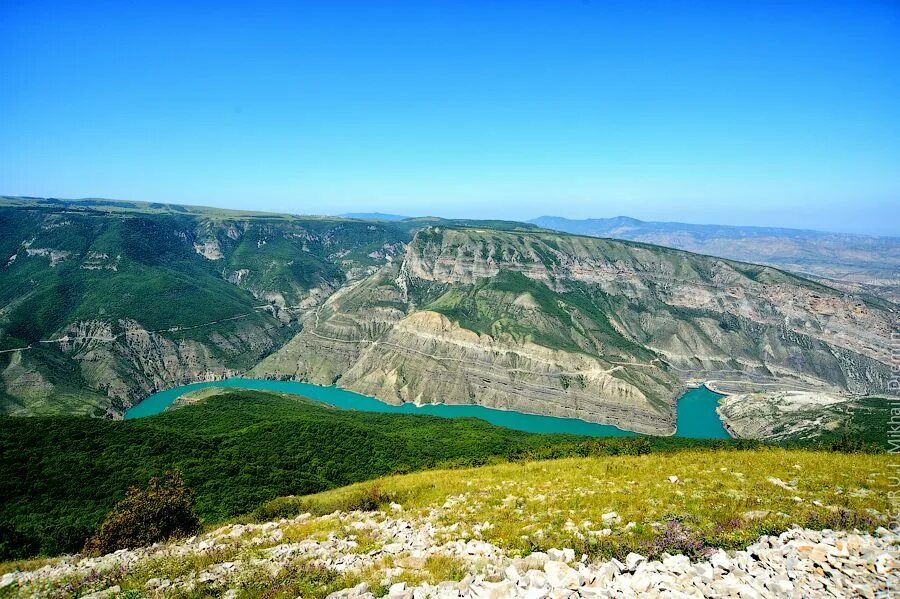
[2,1,898,234]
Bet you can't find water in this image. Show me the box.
[125,378,730,439]
[673,384,730,439]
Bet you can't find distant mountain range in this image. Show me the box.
[340,212,410,221]
[530,216,900,300]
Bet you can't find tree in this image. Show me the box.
[83,471,200,555]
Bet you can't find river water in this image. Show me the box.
[124,378,730,439]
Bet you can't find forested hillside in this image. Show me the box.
[0,389,747,559]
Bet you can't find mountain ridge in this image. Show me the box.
[530,215,900,302]
[1,198,895,437]
[254,225,894,435]
[531,215,900,240]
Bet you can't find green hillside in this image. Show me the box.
[0,201,416,417]
[2,446,889,598]
[0,389,760,560]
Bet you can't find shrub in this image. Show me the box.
[82,472,200,555]
[250,484,399,522]
[643,518,710,559]
[251,496,307,522]
[343,484,394,512]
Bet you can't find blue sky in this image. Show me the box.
[2,1,898,234]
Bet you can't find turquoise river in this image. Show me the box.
[125,378,731,439]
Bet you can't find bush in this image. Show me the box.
[643,518,709,559]
[82,472,200,555]
[343,484,395,512]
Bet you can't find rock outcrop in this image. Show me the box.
[255,226,896,435]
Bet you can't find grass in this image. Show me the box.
[1,448,890,598]
[4,389,755,560]
[255,448,890,561]
[0,387,883,561]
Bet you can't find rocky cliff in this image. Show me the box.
[0,202,413,416]
[3,200,895,429]
[254,226,895,435]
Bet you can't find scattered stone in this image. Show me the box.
[601,511,619,522]
[3,506,897,599]
[80,587,121,599]
[743,510,770,520]
[767,477,796,490]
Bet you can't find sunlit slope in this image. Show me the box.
[261,448,890,560]
[0,389,725,558]
[256,226,895,434]
[0,203,412,416]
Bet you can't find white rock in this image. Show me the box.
[544,561,582,588]
[546,548,575,562]
[875,552,894,574]
[767,477,795,490]
[662,553,691,574]
[625,552,646,571]
[709,550,733,571]
[601,511,619,522]
[522,587,550,599]
[693,561,714,583]
[472,579,514,599]
[593,561,619,584]
[503,564,520,582]
[80,587,121,599]
[630,568,652,593]
[524,569,548,588]
[769,579,793,594]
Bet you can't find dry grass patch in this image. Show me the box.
[261,448,890,560]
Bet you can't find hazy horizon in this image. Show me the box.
[7,193,900,238]
[2,1,898,235]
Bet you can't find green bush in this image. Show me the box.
[251,484,398,521]
[82,472,200,555]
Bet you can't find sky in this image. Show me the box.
[1,1,899,235]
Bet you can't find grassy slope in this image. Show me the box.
[0,209,287,415]
[258,449,890,562]
[0,207,410,346]
[0,449,888,597]
[417,270,654,359]
[2,390,730,559]
[0,389,881,561]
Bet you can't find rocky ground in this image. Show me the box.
[2,505,896,598]
[715,391,884,441]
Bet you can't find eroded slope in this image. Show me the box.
[256,226,895,435]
